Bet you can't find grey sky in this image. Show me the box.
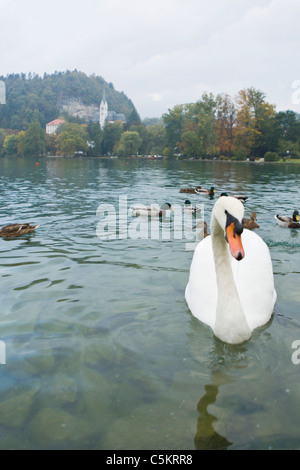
[0,0,299,118]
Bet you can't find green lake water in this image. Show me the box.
[0,156,299,450]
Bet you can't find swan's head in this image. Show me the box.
[212,196,245,261]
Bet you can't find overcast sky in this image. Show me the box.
[0,0,300,118]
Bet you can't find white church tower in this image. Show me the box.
[99,88,108,129]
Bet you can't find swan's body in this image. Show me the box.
[0,223,39,237]
[275,210,300,228]
[243,212,259,230]
[130,203,174,217]
[185,196,276,344]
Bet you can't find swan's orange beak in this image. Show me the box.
[226,223,245,261]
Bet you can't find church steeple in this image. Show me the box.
[99,88,108,129]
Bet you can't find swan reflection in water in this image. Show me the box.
[194,371,234,450]
[192,333,268,450]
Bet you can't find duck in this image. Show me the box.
[130,203,175,217]
[275,210,300,228]
[0,223,39,238]
[243,212,259,230]
[195,186,215,197]
[183,200,201,215]
[185,196,276,344]
[180,186,202,194]
[220,192,248,203]
[193,220,209,239]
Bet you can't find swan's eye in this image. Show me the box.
[225,210,228,215]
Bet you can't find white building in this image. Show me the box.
[46,118,65,134]
[99,88,126,129]
[0,80,5,105]
[99,89,108,129]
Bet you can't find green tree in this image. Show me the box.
[46,133,59,155]
[233,87,277,158]
[102,122,123,155]
[180,130,201,158]
[276,110,300,143]
[181,93,217,158]
[147,124,166,155]
[23,120,46,157]
[56,122,88,156]
[16,131,25,156]
[163,104,187,156]
[3,134,18,155]
[0,129,5,156]
[87,121,103,156]
[264,151,279,162]
[215,94,236,157]
[126,108,142,128]
[130,124,150,154]
[115,131,142,157]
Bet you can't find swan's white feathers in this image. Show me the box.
[185,196,276,343]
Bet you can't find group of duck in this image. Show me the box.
[0,184,298,238]
[0,184,298,349]
[129,184,299,232]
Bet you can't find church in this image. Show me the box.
[99,89,126,129]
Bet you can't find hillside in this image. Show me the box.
[0,70,137,130]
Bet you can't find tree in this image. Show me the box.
[215,94,236,157]
[115,131,142,157]
[180,130,201,158]
[163,104,187,155]
[276,110,300,143]
[233,88,262,157]
[46,133,59,155]
[146,124,166,155]
[16,131,25,156]
[181,93,217,158]
[264,151,279,162]
[126,108,142,128]
[87,121,103,156]
[102,122,123,155]
[23,120,45,157]
[3,134,18,155]
[56,123,88,156]
[0,129,5,156]
[233,87,277,158]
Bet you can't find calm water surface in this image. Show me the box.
[0,157,299,450]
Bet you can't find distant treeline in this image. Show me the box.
[163,88,300,161]
[0,84,299,160]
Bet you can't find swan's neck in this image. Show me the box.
[211,217,251,344]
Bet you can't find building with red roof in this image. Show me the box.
[46,119,65,134]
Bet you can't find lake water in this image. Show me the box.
[0,156,299,450]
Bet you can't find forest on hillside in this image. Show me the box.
[0,70,136,130]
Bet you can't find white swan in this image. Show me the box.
[185,196,276,344]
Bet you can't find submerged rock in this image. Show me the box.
[0,388,38,428]
[28,407,94,448]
